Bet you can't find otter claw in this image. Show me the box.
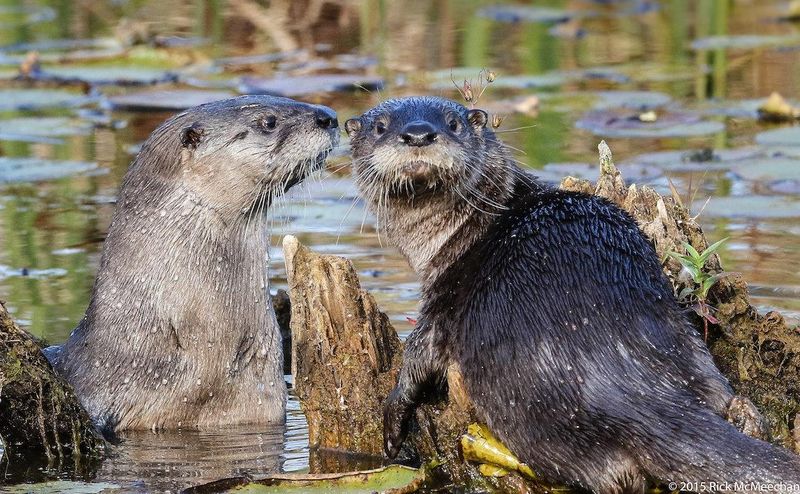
[383,387,413,459]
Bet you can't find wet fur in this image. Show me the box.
[347,96,800,492]
[51,95,338,432]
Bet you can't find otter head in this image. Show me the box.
[128,95,339,218]
[345,96,496,205]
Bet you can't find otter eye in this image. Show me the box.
[375,121,386,135]
[261,115,277,131]
[448,119,459,132]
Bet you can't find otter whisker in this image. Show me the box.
[493,124,539,134]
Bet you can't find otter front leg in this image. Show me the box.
[384,322,447,458]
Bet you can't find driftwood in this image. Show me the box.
[285,142,800,491]
[0,300,105,479]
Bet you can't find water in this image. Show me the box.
[1,0,799,490]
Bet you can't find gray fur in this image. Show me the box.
[52,95,338,432]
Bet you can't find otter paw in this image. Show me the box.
[383,388,414,459]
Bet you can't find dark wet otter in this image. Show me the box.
[50,95,339,432]
[345,96,800,492]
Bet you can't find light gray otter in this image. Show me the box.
[49,95,339,433]
[344,96,800,492]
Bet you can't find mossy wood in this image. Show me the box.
[0,300,105,476]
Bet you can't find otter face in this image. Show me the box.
[133,95,339,215]
[345,96,488,201]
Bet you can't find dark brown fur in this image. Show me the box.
[346,96,800,492]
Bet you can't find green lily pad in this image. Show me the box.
[427,67,628,91]
[184,466,420,494]
[691,34,800,51]
[0,89,92,110]
[0,38,125,63]
[478,5,580,23]
[694,196,800,219]
[0,157,99,183]
[622,147,762,171]
[0,117,93,143]
[239,74,383,97]
[729,159,800,182]
[755,126,800,147]
[0,38,119,53]
[2,481,119,493]
[32,65,177,85]
[592,91,671,110]
[610,62,699,84]
[108,89,235,111]
[576,109,725,138]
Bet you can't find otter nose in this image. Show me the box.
[315,108,339,129]
[400,121,438,147]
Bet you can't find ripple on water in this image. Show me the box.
[90,388,308,492]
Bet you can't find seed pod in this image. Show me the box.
[491,114,504,129]
[462,80,474,102]
[486,71,497,83]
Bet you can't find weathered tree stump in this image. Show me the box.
[0,300,105,479]
[561,142,800,451]
[283,235,403,470]
[284,141,800,491]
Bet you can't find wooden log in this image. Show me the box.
[283,235,402,463]
[0,300,105,477]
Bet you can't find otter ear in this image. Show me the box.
[467,109,488,130]
[344,118,362,137]
[180,122,205,150]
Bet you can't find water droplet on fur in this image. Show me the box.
[582,317,589,325]
[124,377,130,384]
[94,360,100,368]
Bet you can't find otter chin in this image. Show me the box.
[345,96,800,492]
[50,95,339,433]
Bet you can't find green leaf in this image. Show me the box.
[700,277,716,298]
[682,241,701,261]
[698,237,729,265]
[683,264,702,282]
